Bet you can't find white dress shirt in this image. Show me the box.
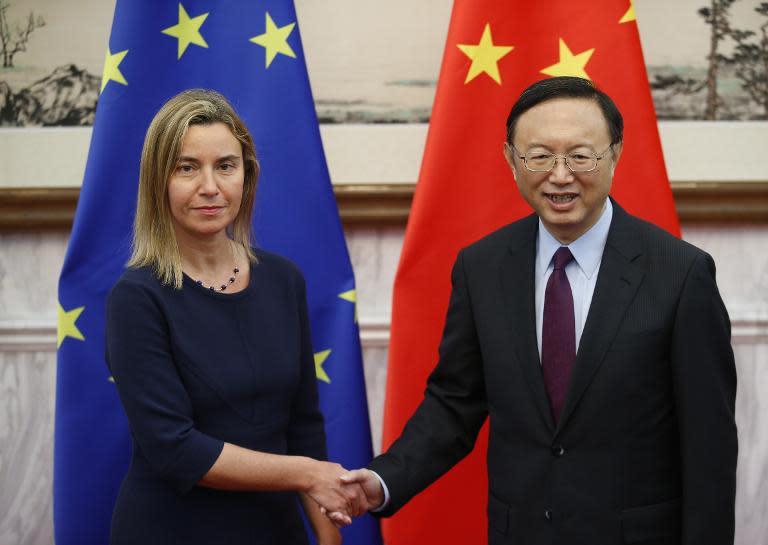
[371,199,613,511]
[535,198,612,358]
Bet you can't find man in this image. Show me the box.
[340,77,737,545]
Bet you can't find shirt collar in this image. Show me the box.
[536,198,612,279]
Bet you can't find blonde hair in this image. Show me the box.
[128,89,259,288]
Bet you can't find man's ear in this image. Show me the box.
[503,142,517,178]
[610,142,623,176]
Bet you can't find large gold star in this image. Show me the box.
[161,3,209,60]
[314,349,331,384]
[540,38,595,80]
[457,23,514,85]
[58,303,85,349]
[249,12,296,68]
[620,1,636,23]
[338,289,358,323]
[100,48,128,93]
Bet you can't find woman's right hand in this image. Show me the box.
[303,459,367,524]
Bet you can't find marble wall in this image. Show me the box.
[1,224,766,544]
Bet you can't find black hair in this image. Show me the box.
[505,76,623,146]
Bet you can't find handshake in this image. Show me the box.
[305,461,383,527]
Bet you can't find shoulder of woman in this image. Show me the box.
[108,266,165,304]
[252,247,304,279]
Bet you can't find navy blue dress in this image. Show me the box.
[105,249,326,545]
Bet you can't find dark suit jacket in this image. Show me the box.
[369,200,737,545]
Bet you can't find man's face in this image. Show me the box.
[504,97,622,244]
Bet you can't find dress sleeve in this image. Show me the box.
[285,270,327,461]
[106,278,224,493]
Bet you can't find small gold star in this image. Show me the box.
[540,38,595,80]
[314,349,331,384]
[620,1,636,24]
[338,289,358,323]
[457,23,514,85]
[57,303,85,349]
[100,48,128,93]
[161,3,209,59]
[249,12,296,68]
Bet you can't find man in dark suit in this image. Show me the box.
[339,76,737,545]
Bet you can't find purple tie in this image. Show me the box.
[542,247,576,424]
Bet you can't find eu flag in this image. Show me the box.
[55,2,382,544]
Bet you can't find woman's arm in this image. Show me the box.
[199,442,358,518]
[300,492,342,545]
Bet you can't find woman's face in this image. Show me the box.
[167,122,244,243]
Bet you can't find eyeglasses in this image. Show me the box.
[511,144,614,173]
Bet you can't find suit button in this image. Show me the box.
[544,509,552,521]
[551,444,565,457]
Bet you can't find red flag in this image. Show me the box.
[381,1,679,544]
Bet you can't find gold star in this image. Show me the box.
[249,12,296,68]
[314,349,331,384]
[620,1,636,23]
[540,38,595,80]
[338,289,358,323]
[57,303,85,349]
[100,48,128,93]
[457,23,514,85]
[161,3,209,60]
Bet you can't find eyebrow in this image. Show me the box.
[176,154,242,163]
[524,143,598,152]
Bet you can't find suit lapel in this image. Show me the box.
[555,202,645,433]
[499,215,555,432]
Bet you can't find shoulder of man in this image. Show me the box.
[460,212,539,261]
[610,202,707,267]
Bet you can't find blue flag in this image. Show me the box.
[55,2,382,544]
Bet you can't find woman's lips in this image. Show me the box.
[194,206,224,215]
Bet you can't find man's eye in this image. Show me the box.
[570,154,591,162]
[529,154,551,161]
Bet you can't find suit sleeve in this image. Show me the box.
[671,252,737,545]
[106,279,224,494]
[369,250,488,516]
[286,270,327,461]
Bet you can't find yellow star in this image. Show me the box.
[57,303,85,349]
[457,23,514,85]
[314,349,331,384]
[540,38,595,80]
[161,3,209,60]
[620,1,636,23]
[249,12,296,68]
[339,289,358,323]
[100,48,128,94]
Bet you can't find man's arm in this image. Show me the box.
[671,251,737,545]
[362,250,489,516]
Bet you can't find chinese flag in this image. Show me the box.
[381,1,679,544]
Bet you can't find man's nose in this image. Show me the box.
[549,156,573,183]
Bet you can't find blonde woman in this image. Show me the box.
[106,89,363,545]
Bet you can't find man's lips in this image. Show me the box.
[544,193,578,205]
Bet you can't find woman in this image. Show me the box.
[106,89,359,544]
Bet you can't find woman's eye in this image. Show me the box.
[177,164,193,173]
